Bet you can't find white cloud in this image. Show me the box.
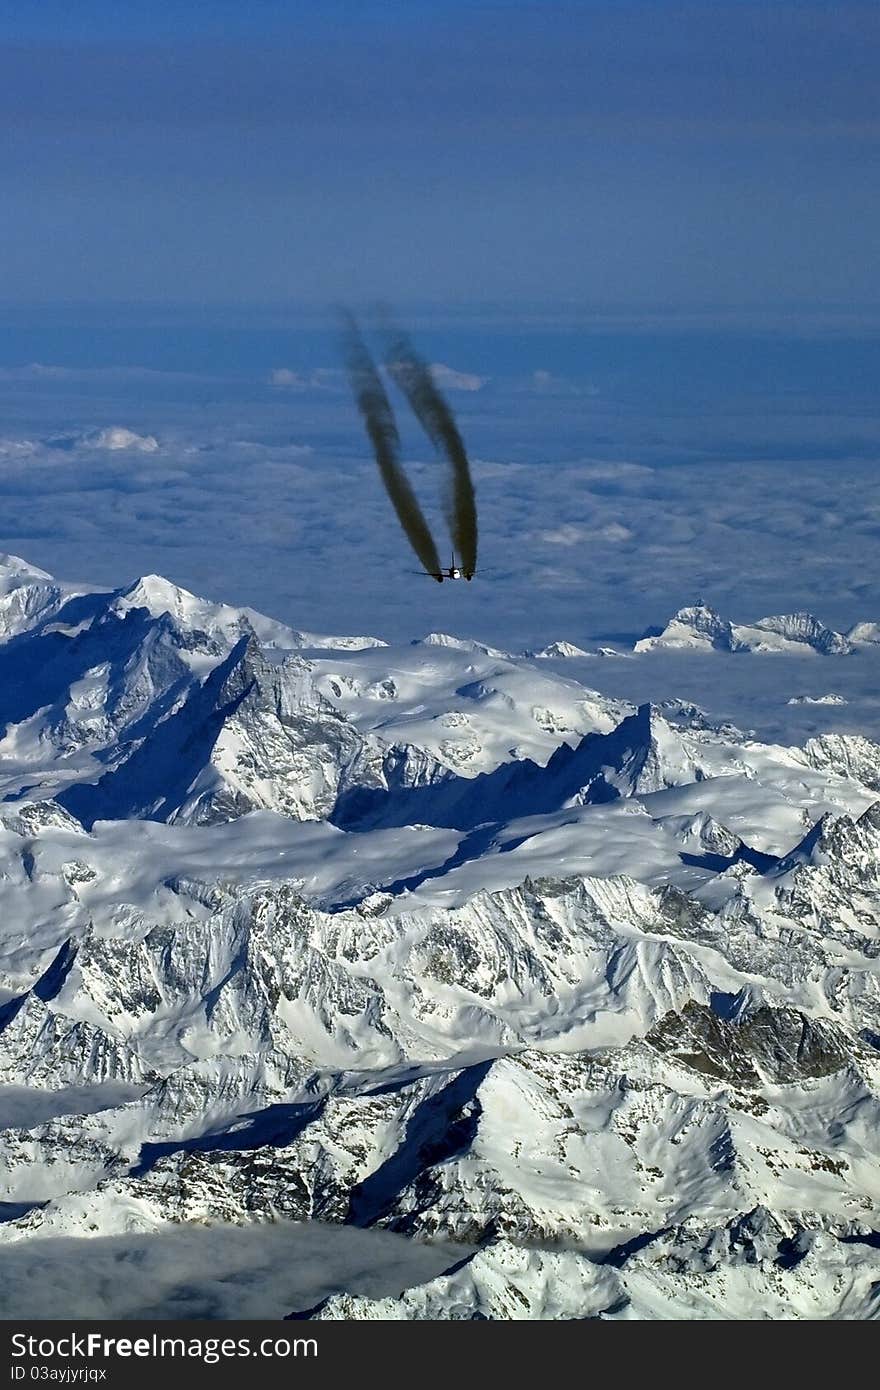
[0,363,76,381]
[0,364,205,384]
[0,1221,463,1320]
[1,355,876,657]
[429,362,487,392]
[536,521,633,547]
[0,438,39,458]
[269,367,346,391]
[599,522,634,543]
[268,367,308,388]
[529,369,599,397]
[537,523,586,547]
[568,460,653,482]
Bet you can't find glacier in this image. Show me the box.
[0,553,878,1320]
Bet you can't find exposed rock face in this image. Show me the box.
[645,1000,853,1085]
[60,639,367,827]
[802,734,880,793]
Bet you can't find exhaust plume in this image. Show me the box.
[340,313,443,580]
[382,323,478,576]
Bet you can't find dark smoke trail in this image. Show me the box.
[382,324,478,577]
[340,313,443,580]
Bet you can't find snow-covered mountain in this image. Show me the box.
[848,621,880,645]
[524,640,591,660]
[0,553,879,1321]
[41,426,160,454]
[635,604,858,655]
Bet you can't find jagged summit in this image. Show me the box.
[801,733,880,792]
[750,612,855,655]
[56,635,361,827]
[635,604,740,653]
[589,702,699,797]
[636,604,855,655]
[113,572,386,653]
[774,811,838,871]
[775,799,880,876]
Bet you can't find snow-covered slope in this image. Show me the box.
[0,554,879,1321]
[0,552,95,641]
[848,621,880,646]
[0,555,623,817]
[305,1218,880,1321]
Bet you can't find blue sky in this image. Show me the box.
[2,2,879,305]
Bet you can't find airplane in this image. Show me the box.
[411,554,474,582]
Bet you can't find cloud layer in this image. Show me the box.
[0,319,877,652]
[0,1220,463,1320]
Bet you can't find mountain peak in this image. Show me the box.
[634,605,740,653]
[848,621,880,645]
[749,612,854,655]
[579,702,698,798]
[80,426,159,453]
[0,552,54,591]
[115,573,207,622]
[776,800,880,876]
[526,640,590,659]
[635,605,855,655]
[417,632,508,658]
